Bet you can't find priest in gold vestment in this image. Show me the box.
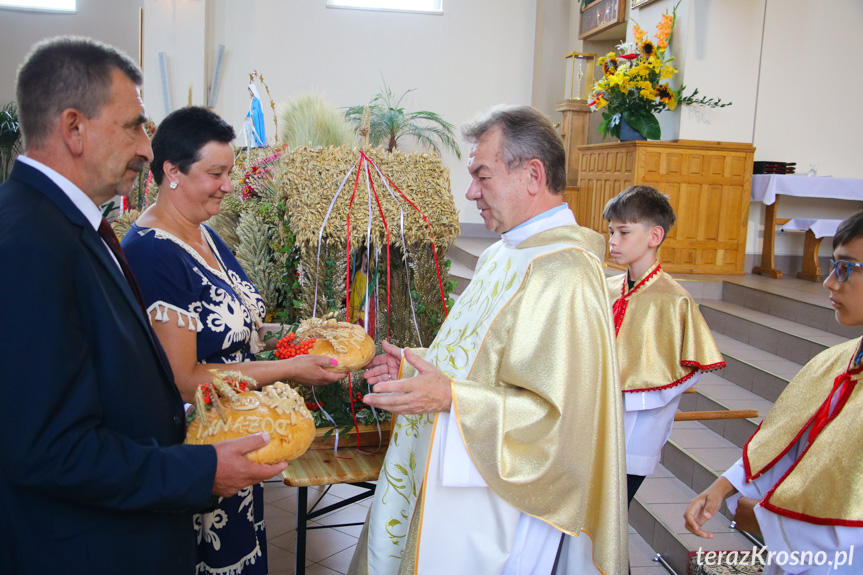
[349,106,627,575]
[685,211,863,575]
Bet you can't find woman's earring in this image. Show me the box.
[169,181,178,189]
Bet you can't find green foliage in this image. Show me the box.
[345,80,461,159]
[0,102,22,183]
[409,258,458,340]
[279,94,357,148]
[296,377,391,430]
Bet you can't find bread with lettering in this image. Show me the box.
[184,371,315,464]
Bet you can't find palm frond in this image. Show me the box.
[344,80,461,158]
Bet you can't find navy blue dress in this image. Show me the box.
[123,223,269,575]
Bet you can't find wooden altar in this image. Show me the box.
[574,140,755,275]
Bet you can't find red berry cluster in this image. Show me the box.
[275,332,316,359]
[224,377,249,392]
[199,385,213,406]
[305,401,320,412]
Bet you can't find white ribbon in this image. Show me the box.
[363,162,373,333]
[367,158,423,346]
[312,159,360,317]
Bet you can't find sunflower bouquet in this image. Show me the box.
[588,2,730,140]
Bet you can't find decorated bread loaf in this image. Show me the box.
[296,317,376,373]
[185,370,315,464]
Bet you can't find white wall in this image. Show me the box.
[676,0,763,144]
[0,0,141,106]
[532,0,571,124]
[141,0,206,118]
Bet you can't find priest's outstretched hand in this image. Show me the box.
[363,340,403,384]
[363,348,452,415]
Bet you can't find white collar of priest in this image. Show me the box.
[502,204,575,247]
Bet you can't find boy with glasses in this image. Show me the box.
[684,210,863,574]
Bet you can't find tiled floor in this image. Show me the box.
[262,479,665,575]
[263,479,370,575]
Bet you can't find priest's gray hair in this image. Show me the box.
[461,105,567,194]
[16,36,143,149]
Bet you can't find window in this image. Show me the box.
[327,0,441,15]
[0,0,75,12]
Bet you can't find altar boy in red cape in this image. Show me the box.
[685,210,863,575]
[604,186,725,505]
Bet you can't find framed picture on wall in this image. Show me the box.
[631,0,661,8]
[579,0,626,40]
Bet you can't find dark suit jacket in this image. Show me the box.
[0,161,218,574]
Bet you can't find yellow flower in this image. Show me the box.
[596,95,608,109]
[656,84,673,103]
[632,64,651,77]
[641,40,656,58]
[606,70,624,87]
[659,63,677,80]
[640,86,657,101]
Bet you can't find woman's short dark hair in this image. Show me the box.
[150,106,235,185]
[16,36,143,149]
[834,209,863,250]
[462,105,567,194]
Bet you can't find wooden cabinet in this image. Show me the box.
[556,100,591,186]
[576,140,755,275]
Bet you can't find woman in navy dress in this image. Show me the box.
[123,107,342,574]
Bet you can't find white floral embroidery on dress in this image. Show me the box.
[191,267,254,352]
[196,507,228,550]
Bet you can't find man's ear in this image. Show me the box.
[59,108,86,156]
[649,225,666,248]
[525,158,547,196]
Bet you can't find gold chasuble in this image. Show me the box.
[743,337,863,526]
[351,225,627,575]
[607,263,725,393]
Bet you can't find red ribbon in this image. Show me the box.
[384,174,449,317]
[612,265,661,336]
[807,372,853,445]
[341,156,366,456]
[361,152,392,341]
[339,152,451,455]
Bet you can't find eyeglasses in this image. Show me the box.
[829,259,863,282]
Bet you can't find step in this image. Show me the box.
[447,237,495,271]
[678,371,772,449]
[721,282,862,340]
[698,299,849,365]
[630,464,753,575]
[661,419,745,495]
[629,529,672,574]
[710,331,803,404]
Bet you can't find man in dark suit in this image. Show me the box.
[0,37,287,574]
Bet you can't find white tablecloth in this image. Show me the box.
[751,174,863,205]
[779,218,842,238]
